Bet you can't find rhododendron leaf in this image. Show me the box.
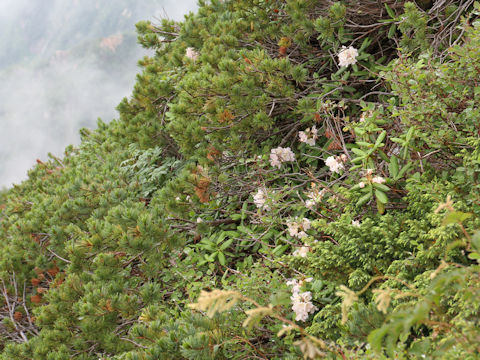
[352,148,367,155]
[389,155,399,178]
[373,183,390,192]
[388,23,397,38]
[375,189,388,204]
[220,239,234,250]
[272,244,289,256]
[351,157,364,164]
[385,3,396,18]
[468,252,480,262]
[472,231,480,252]
[375,131,387,147]
[376,198,385,214]
[356,192,372,207]
[218,252,226,266]
[397,162,413,179]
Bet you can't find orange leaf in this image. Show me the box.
[207,146,221,161]
[47,266,59,277]
[328,141,342,150]
[104,299,114,312]
[30,295,42,304]
[218,109,235,123]
[325,129,334,139]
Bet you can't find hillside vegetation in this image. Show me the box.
[0,1,480,359]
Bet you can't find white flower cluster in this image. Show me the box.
[185,47,199,61]
[298,126,318,146]
[338,46,358,67]
[287,218,311,239]
[305,185,326,209]
[325,154,347,174]
[287,279,317,322]
[253,188,270,211]
[357,170,386,188]
[270,147,296,168]
[372,176,386,184]
[293,246,310,258]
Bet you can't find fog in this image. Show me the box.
[0,0,197,187]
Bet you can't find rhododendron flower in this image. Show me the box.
[253,188,270,210]
[269,147,295,168]
[185,47,199,61]
[287,218,311,238]
[287,222,299,237]
[358,182,365,188]
[298,126,318,146]
[286,279,301,297]
[301,218,311,230]
[291,291,318,322]
[287,280,318,321]
[297,231,307,239]
[305,185,326,209]
[286,279,300,292]
[325,154,347,174]
[293,246,310,257]
[372,176,386,184]
[338,46,358,67]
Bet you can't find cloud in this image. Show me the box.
[0,49,141,186]
[0,0,198,188]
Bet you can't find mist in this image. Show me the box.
[0,0,197,188]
